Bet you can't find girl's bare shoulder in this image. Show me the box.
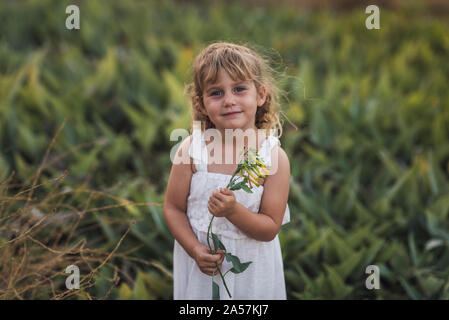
[267,145,290,178]
[258,145,290,225]
[172,134,196,174]
[165,135,195,212]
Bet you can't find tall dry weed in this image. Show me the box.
[0,119,151,299]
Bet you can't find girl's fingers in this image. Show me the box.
[209,197,221,207]
[203,265,222,276]
[208,199,216,208]
[202,269,213,276]
[200,256,220,268]
[202,261,217,268]
[212,190,226,201]
[203,253,221,263]
[202,267,218,276]
[200,256,222,268]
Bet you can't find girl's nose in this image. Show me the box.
[223,91,236,106]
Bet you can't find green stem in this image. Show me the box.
[206,216,215,252]
[207,217,232,298]
[206,177,238,299]
[215,261,232,298]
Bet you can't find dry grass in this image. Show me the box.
[0,119,153,300]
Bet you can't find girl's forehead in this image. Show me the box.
[204,78,251,89]
[202,69,252,89]
[203,64,252,81]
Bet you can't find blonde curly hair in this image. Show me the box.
[185,42,284,138]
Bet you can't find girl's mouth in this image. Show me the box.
[223,111,242,117]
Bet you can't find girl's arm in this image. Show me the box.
[163,135,201,258]
[163,136,224,273]
[209,146,290,242]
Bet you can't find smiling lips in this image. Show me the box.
[223,111,242,116]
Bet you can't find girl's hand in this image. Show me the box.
[208,188,236,218]
[192,244,225,276]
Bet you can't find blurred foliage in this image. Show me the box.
[0,0,448,299]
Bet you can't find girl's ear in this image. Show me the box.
[257,86,267,107]
[195,95,208,116]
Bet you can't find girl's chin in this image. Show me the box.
[223,123,246,130]
[212,117,257,131]
[218,118,243,126]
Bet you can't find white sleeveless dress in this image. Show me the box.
[173,132,290,300]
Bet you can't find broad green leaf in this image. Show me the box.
[327,231,355,263]
[229,261,252,274]
[399,277,421,300]
[118,283,133,300]
[240,184,253,193]
[385,168,414,202]
[334,250,364,280]
[211,233,226,253]
[229,181,244,191]
[132,271,152,300]
[225,253,252,274]
[417,275,445,298]
[378,150,403,178]
[324,265,353,299]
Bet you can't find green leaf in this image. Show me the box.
[427,151,440,195]
[211,233,227,253]
[399,276,421,300]
[225,253,252,274]
[324,265,353,299]
[229,182,243,191]
[118,283,133,300]
[212,280,220,300]
[385,168,414,202]
[132,271,153,300]
[418,275,445,298]
[408,232,420,267]
[240,184,253,193]
[230,262,252,274]
[334,250,364,280]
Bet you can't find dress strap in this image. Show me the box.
[189,130,208,172]
[259,135,291,226]
[258,135,281,167]
[189,132,280,172]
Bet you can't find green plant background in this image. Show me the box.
[1,0,449,299]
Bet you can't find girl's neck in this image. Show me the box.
[206,127,268,156]
[215,126,262,144]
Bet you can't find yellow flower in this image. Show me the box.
[251,166,264,178]
[246,170,260,187]
[260,165,270,175]
[247,168,259,182]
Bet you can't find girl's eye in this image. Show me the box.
[210,90,222,96]
[235,87,246,92]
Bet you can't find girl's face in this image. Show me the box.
[200,68,267,134]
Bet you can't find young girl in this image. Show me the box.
[163,42,290,300]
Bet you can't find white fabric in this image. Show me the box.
[173,132,290,300]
